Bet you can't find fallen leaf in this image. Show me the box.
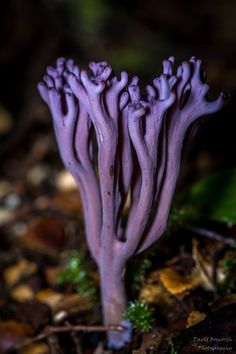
[3,259,37,287]
[0,320,32,351]
[22,217,66,253]
[0,208,13,226]
[192,239,215,291]
[139,283,173,305]
[52,192,83,216]
[0,301,51,331]
[10,284,35,302]
[212,293,236,310]
[159,268,200,295]
[0,105,13,134]
[132,329,162,353]
[44,266,60,286]
[22,342,49,354]
[186,310,206,328]
[53,293,92,313]
[36,289,64,309]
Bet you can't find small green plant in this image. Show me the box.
[57,250,97,299]
[168,338,177,354]
[220,254,236,295]
[130,257,152,293]
[124,300,155,332]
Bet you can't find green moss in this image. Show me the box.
[56,250,97,300]
[124,300,155,332]
[220,252,236,295]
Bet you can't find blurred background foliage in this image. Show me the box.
[0,0,236,184]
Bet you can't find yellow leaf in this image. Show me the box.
[10,284,34,302]
[159,268,200,295]
[3,259,37,287]
[36,289,64,309]
[22,342,49,354]
[186,310,206,328]
[139,284,173,305]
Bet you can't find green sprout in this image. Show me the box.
[124,300,155,332]
[220,253,236,295]
[56,250,97,299]
[129,257,152,293]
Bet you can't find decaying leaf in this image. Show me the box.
[0,320,32,351]
[0,208,12,226]
[3,259,37,287]
[36,289,64,309]
[192,239,215,291]
[22,342,49,354]
[10,284,34,302]
[212,293,236,310]
[139,283,174,305]
[159,268,200,295]
[44,266,60,287]
[0,104,13,134]
[21,217,66,253]
[53,293,92,313]
[52,192,83,216]
[186,310,206,328]
[158,240,227,297]
[132,329,162,353]
[0,301,51,331]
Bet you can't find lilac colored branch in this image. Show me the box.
[38,56,225,349]
[136,57,225,254]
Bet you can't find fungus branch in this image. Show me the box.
[38,56,225,349]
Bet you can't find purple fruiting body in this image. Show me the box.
[38,56,224,349]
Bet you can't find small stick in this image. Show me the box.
[185,225,236,246]
[11,324,124,352]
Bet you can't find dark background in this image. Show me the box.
[0,0,235,185]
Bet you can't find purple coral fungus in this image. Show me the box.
[38,56,225,349]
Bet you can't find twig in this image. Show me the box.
[185,225,236,246]
[11,324,124,352]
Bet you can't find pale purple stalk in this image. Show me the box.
[38,56,224,349]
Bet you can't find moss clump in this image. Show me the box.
[124,300,155,331]
[220,255,236,295]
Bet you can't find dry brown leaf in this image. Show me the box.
[0,105,13,134]
[0,208,12,225]
[139,283,173,305]
[22,342,49,354]
[21,217,66,253]
[52,192,83,215]
[159,268,200,295]
[53,293,92,313]
[11,284,34,301]
[0,320,32,351]
[186,310,206,328]
[3,259,37,287]
[192,239,226,291]
[36,289,64,309]
[212,293,236,310]
[44,266,59,286]
[192,239,215,291]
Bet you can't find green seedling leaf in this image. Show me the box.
[57,250,97,299]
